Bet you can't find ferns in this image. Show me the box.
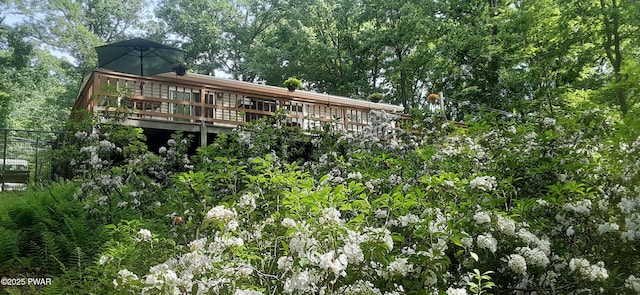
[41,229,62,270]
[0,227,18,272]
[0,182,107,278]
[69,247,91,276]
[44,246,110,295]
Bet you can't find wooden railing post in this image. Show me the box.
[200,88,206,123]
[343,109,349,131]
[91,73,101,110]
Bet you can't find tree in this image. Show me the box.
[157,0,286,81]
[598,0,640,114]
[298,0,371,96]
[8,50,78,130]
[0,23,33,128]
[16,0,145,74]
[359,0,434,109]
[558,0,640,115]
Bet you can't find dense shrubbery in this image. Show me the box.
[2,105,640,294]
[0,182,107,290]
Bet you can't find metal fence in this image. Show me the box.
[0,128,64,188]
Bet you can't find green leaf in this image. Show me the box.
[470,252,479,262]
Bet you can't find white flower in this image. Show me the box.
[397,213,420,227]
[236,265,254,276]
[618,198,637,214]
[388,257,413,277]
[543,117,556,126]
[343,242,364,264]
[597,198,609,211]
[524,131,537,141]
[320,207,343,224]
[319,251,348,277]
[365,181,375,191]
[558,174,568,183]
[517,228,537,244]
[339,280,383,295]
[277,256,293,271]
[159,146,167,154]
[226,219,239,231]
[625,275,640,293]
[508,254,527,275]
[205,205,237,221]
[114,269,138,287]
[477,233,498,253]
[460,237,473,248]
[566,226,575,237]
[284,270,317,294]
[238,193,256,210]
[75,131,87,139]
[597,222,620,235]
[135,229,153,242]
[330,176,345,183]
[444,180,455,187]
[469,176,497,192]
[289,233,318,257]
[584,261,609,281]
[563,199,592,215]
[570,259,609,281]
[374,209,388,219]
[98,255,112,265]
[234,289,263,295]
[473,212,492,224]
[517,247,549,268]
[446,287,468,295]
[569,258,590,272]
[347,172,363,180]
[99,140,116,150]
[281,218,297,228]
[495,214,516,236]
[188,238,207,252]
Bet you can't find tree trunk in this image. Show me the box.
[600,0,628,114]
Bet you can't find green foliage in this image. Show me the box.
[0,90,11,128]
[367,93,384,103]
[0,182,107,277]
[283,77,302,91]
[467,269,496,295]
[0,22,79,131]
[15,0,144,73]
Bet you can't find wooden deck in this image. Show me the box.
[74,70,412,145]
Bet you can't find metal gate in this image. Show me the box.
[0,129,63,190]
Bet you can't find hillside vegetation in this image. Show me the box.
[2,106,640,294]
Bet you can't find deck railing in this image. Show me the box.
[75,70,413,133]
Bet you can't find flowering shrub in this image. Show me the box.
[44,106,640,294]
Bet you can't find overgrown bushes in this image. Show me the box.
[2,104,640,294]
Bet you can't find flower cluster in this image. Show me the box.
[507,254,527,275]
[569,258,609,281]
[477,233,498,253]
[469,176,497,192]
[134,229,153,243]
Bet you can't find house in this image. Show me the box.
[73,69,410,147]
